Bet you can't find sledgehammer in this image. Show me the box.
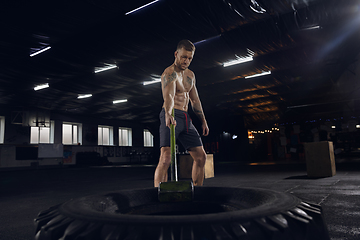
[158,109,194,202]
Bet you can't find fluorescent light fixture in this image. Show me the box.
[34,83,49,91]
[30,46,51,57]
[77,94,92,99]
[125,0,160,15]
[194,35,221,45]
[245,71,271,79]
[143,78,161,85]
[249,0,266,14]
[303,25,320,30]
[113,99,128,104]
[94,64,117,73]
[223,56,253,67]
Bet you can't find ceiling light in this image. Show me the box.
[245,71,271,79]
[125,0,160,15]
[34,83,49,91]
[77,94,92,99]
[94,64,117,73]
[249,0,266,14]
[303,25,320,30]
[113,99,128,104]
[30,46,51,57]
[223,56,253,67]
[194,35,221,45]
[143,78,161,85]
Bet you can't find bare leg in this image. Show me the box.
[189,146,207,186]
[154,147,171,187]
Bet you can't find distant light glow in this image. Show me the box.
[143,78,161,85]
[318,12,360,60]
[194,35,221,45]
[234,9,244,18]
[125,0,160,15]
[113,99,128,104]
[357,125,360,129]
[249,162,276,166]
[30,46,51,57]
[245,71,271,79]
[232,135,238,139]
[249,0,266,14]
[77,94,92,99]
[223,56,253,67]
[303,25,320,30]
[34,83,49,91]
[332,126,336,129]
[94,64,117,73]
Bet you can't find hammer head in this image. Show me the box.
[158,181,194,202]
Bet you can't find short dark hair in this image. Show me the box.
[177,39,195,52]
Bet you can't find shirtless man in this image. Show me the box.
[154,39,209,187]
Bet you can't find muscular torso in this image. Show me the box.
[162,65,194,112]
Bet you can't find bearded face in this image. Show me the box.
[175,48,194,70]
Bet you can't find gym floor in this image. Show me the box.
[0,159,359,240]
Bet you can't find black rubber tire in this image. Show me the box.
[34,187,330,240]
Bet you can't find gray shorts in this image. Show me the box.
[159,108,203,150]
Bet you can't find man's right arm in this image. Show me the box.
[161,69,177,127]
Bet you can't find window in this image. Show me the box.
[119,127,132,146]
[0,116,5,144]
[63,122,82,145]
[30,121,55,144]
[98,125,114,146]
[144,129,154,147]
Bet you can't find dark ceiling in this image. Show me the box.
[1,0,360,130]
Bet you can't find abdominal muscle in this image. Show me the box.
[162,89,190,112]
[173,92,190,112]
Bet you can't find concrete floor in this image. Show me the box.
[0,160,359,240]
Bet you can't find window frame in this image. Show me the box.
[119,127,132,146]
[0,116,5,144]
[98,125,114,146]
[30,120,55,144]
[62,122,83,145]
[143,129,154,147]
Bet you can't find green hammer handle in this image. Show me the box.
[170,108,178,181]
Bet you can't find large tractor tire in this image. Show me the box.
[34,187,330,240]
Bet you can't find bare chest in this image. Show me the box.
[176,74,194,93]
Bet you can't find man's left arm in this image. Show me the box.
[189,76,209,136]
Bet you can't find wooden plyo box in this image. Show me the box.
[178,154,214,179]
[304,141,336,178]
